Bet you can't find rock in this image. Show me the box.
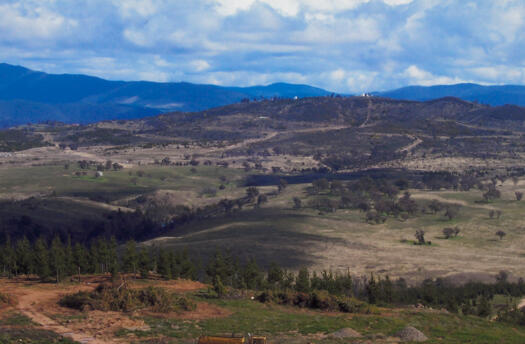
[329,328,362,339]
[395,326,428,342]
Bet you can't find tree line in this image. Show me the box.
[0,235,197,283]
[3,236,525,321]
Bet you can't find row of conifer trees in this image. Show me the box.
[0,235,196,282]
[3,236,525,318]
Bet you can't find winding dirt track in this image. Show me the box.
[2,280,113,344]
[397,136,423,153]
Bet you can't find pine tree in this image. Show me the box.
[33,237,50,281]
[243,258,262,290]
[213,275,226,298]
[206,251,230,283]
[477,295,492,317]
[122,240,138,276]
[89,241,101,274]
[381,275,393,303]
[98,238,109,274]
[108,236,119,280]
[295,267,310,293]
[169,251,180,279]
[49,236,65,283]
[157,248,172,280]
[2,235,15,278]
[0,241,4,276]
[267,262,284,287]
[16,236,33,276]
[366,274,379,304]
[64,236,75,276]
[179,248,198,280]
[138,247,151,279]
[461,301,474,315]
[73,242,89,280]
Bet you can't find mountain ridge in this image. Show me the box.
[3,62,525,127]
[375,83,525,106]
[0,63,332,127]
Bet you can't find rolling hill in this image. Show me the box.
[376,83,525,106]
[0,63,332,127]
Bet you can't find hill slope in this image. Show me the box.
[377,83,525,106]
[0,63,331,127]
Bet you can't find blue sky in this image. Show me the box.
[1,0,524,93]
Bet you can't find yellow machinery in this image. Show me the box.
[249,336,267,344]
[197,335,267,344]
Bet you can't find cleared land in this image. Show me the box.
[2,277,525,344]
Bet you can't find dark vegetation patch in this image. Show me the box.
[256,289,372,314]
[0,129,50,152]
[60,127,149,146]
[60,284,195,313]
[0,198,162,243]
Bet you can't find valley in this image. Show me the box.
[3,95,525,343]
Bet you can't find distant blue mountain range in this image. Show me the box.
[2,63,525,127]
[375,83,525,106]
[0,63,331,127]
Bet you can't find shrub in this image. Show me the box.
[59,284,193,313]
[0,292,12,305]
[176,296,197,311]
[256,290,369,313]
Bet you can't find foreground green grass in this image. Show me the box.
[0,328,77,344]
[115,297,525,344]
[0,312,76,344]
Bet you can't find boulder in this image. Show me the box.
[395,326,428,342]
[329,327,362,339]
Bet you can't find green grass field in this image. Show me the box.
[2,162,525,283]
[115,295,525,344]
[0,164,248,201]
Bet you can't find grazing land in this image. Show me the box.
[3,96,525,342]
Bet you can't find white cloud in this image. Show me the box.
[115,0,158,18]
[295,16,380,43]
[1,0,525,92]
[213,0,414,17]
[213,0,255,16]
[469,66,525,84]
[190,60,211,72]
[403,65,465,86]
[383,0,413,6]
[0,3,77,42]
[123,29,152,47]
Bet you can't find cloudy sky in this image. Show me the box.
[1,0,524,93]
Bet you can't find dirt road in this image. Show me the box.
[4,281,113,344]
[1,277,208,343]
[16,288,112,344]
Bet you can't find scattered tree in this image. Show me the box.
[483,185,501,201]
[444,206,460,220]
[415,229,426,245]
[293,197,302,209]
[443,227,455,239]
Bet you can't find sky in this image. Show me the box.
[0,0,524,93]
